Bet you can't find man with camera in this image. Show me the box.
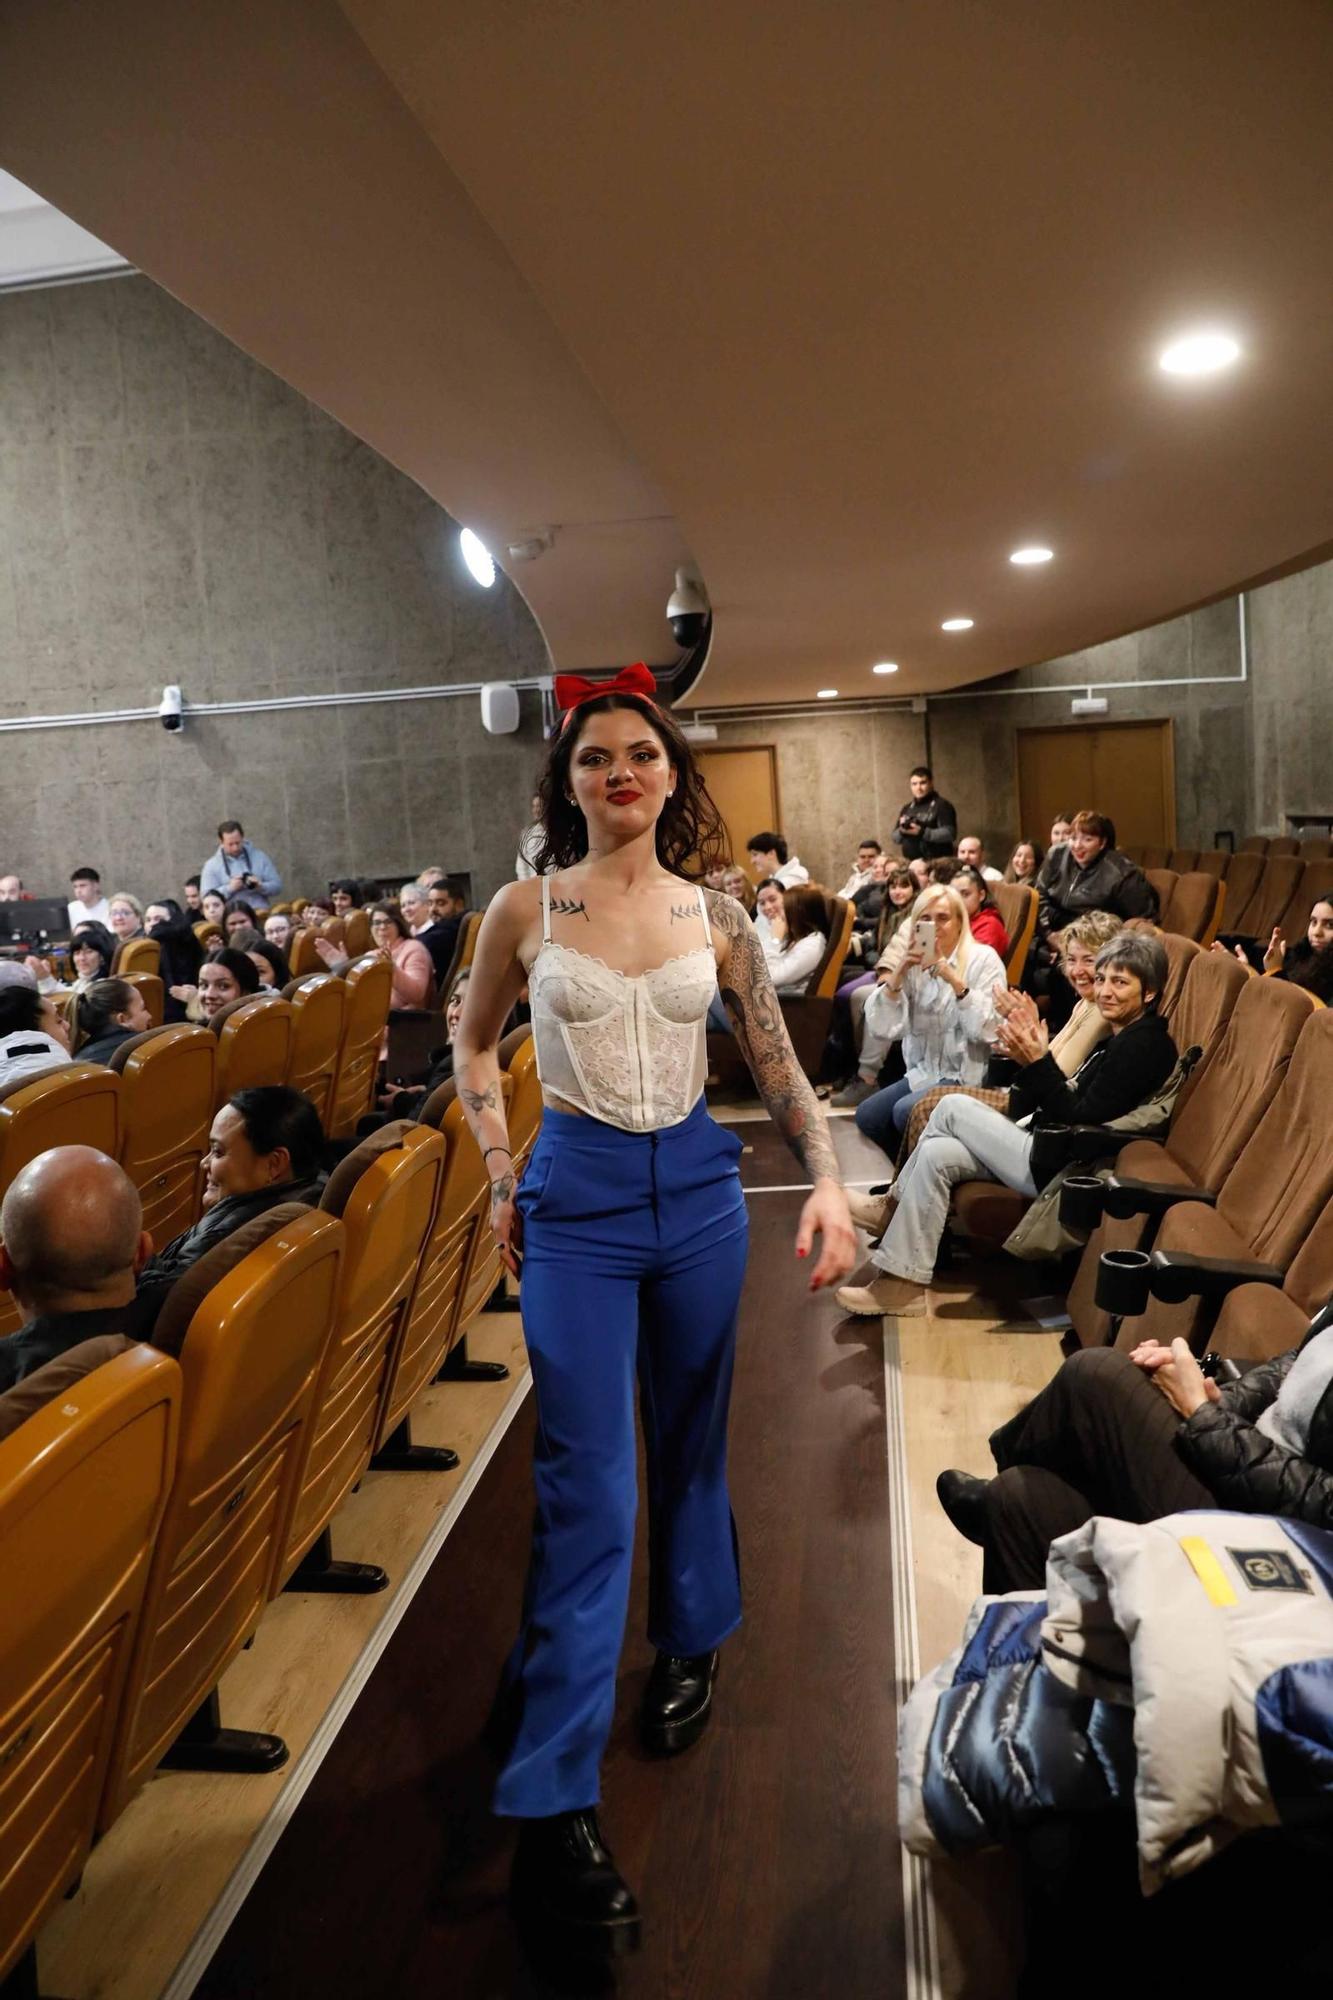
[892,766,957,862]
[199,820,283,901]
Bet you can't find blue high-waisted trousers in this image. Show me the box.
[493,1098,750,1818]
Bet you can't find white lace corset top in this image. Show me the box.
[527,876,718,1132]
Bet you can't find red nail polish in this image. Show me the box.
[797,1247,808,1258]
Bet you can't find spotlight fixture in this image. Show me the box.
[872,661,899,675]
[459,527,496,587]
[941,617,974,632]
[1158,329,1242,378]
[1010,546,1054,566]
[816,688,839,699]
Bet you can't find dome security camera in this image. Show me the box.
[666,569,709,649]
[158,684,184,732]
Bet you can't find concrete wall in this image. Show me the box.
[0,273,550,905]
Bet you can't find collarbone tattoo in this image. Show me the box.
[669,900,699,923]
[549,895,590,920]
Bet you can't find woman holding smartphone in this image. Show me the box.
[452,663,854,1961]
[852,883,1005,1159]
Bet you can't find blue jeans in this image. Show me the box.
[495,1099,750,1817]
[854,1075,963,1157]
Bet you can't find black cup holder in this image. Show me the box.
[1059,1175,1106,1233]
[1095,1248,1153,1317]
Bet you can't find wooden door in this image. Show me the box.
[694,745,780,876]
[1016,720,1175,849]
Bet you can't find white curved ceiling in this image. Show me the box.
[3,0,1332,707]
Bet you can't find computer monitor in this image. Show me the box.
[0,898,72,945]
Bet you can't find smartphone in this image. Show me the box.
[911,916,937,961]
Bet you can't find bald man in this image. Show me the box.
[0,1146,155,1391]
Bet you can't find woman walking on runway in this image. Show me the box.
[454,663,855,1959]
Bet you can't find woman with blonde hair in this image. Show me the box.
[720,863,756,915]
[850,883,1005,1155]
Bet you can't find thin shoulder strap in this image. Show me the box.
[541,872,552,944]
[695,883,711,937]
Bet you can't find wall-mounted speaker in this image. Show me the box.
[480,682,520,734]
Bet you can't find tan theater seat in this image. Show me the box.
[993,882,1038,986]
[207,993,294,1108]
[343,910,372,956]
[1161,872,1225,946]
[111,937,161,979]
[0,1344,179,1988]
[288,927,321,978]
[1216,850,1265,930]
[119,972,165,1026]
[1195,849,1230,879]
[1144,867,1177,920]
[1210,1208,1333,1370]
[1139,846,1170,872]
[274,1122,445,1592]
[1156,932,1199,1027]
[327,954,393,1139]
[1238,836,1269,855]
[1166,847,1199,874]
[97,1206,342,1822]
[1267,836,1300,857]
[284,973,347,1132]
[111,1024,217,1246]
[0,1065,121,1336]
[498,1027,542,1174]
[1235,854,1305,943]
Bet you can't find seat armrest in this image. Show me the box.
[1102,1177,1218,1221]
[1149,1251,1286,1307]
[1060,1125,1162,1166]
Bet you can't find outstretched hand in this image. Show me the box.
[795,1179,858,1292]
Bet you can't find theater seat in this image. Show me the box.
[1195,849,1230,879]
[119,971,165,1026]
[0,1066,121,1336]
[407,1070,514,1391]
[111,1024,217,1245]
[1267,836,1300,857]
[274,1122,445,1591]
[1166,847,1199,874]
[0,1344,179,1988]
[1110,1009,1333,1353]
[1298,837,1331,861]
[327,956,393,1139]
[1238,836,1269,855]
[288,927,321,978]
[1144,866,1177,919]
[98,1206,342,1822]
[207,993,294,1109]
[1139,846,1169,871]
[111,937,161,979]
[343,910,372,956]
[1157,933,1199,1027]
[283,974,347,1132]
[498,1027,542,1175]
[993,883,1038,986]
[778,895,854,1078]
[1161,872,1225,946]
[1216,850,1265,931]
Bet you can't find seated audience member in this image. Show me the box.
[893,766,957,862]
[515,793,545,881]
[67,865,111,930]
[708,885,832,1033]
[246,940,290,990]
[1004,840,1044,885]
[200,819,283,900]
[368,904,433,1008]
[1049,812,1074,851]
[908,856,932,893]
[746,830,810,889]
[170,948,262,1024]
[137,1087,325,1301]
[376,969,471,1121]
[301,896,335,923]
[837,932,1174,1317]
[841,885,1004,1128]
[720,864,756,915]
[703,864,730,892]
[145,898,206,1022]
[329,878,362,916]
[1036,812,1154,932]
[183,874,203,914]
[838,839,884,900]
[416,864,447,890]
[107,892,145,943]
[752,878,784,945]
[263,910,294,953]
[399,883,430,934]
[0,1147,155,1391]
[0,982,72,1084]
[74,979,152,1064]
[936,1302,1333,1593]
[415,877,469,986]
[67,921,118,992]
[223,896,262,944]
[200,889,227,929]
[820,866,917,1088]
[843,854,891,957]
[1219,897,1333,1002]
[956,836,1003,884]
[950,865,1010,958]
[928,857,959,884]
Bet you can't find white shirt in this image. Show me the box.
[980,865,1003,884]
[515,822,544,881]
[772,856,809,888]
[67,896,111,931]
[0,1030,71,1085]
[864,940,1005,1090]
[838,866,877,900]
[763,927,826,994]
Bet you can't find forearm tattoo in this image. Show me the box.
[461,1082,499,1116]
[704,889,840,1184]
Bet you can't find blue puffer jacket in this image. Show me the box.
[900,1511,1333,1892]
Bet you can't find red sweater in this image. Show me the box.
[971,905,1011,959]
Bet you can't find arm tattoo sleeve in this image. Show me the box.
[705,889,841,1184]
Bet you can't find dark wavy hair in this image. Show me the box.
[532,693,728,878]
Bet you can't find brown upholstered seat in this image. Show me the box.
[288,927,321,978]
[274,1124,445,1587]
[992,882,1038,985]
[1144,867,1177,919]
[119,972,165,1026]
[111,937,161,978]
[1161,872,1225,945]
[0,1065,121,1336]
[1217,851,1265,930]
[1293,858,1333,920]
[327,955,393,1139]
[1266,836,1300,858]
[0,1344,179,1981]
[0,1335,136,1444]
[1139,846,1169,871]
[1194,849,1230,879]
[207,993,294,1109]
[98,1207,342,1824]
[1298,838,1332,861]
[343,910,372,956]
[1166,847,1198,873]
[1210,1206,1333,1368]
[112,1024,217,1247]
[776,894,854,1078]
[1238,836,1269,855]
[320,917,346,948]
[1235,854,1305,942]
[1157,933,1199,1026]
[1067,963,1297,1346]
[1109,1009,1333,1353]
[284,974,347,1131]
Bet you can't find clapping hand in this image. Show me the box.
[994,989,1047,1065]
[1129,1336,1220,1418]
[1262,928,1286,974]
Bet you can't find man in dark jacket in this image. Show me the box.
[0,1146,156,1391]
[137,1085,325,1309]
[836,932,1176,1318]
[1035,810,1156,936]
[892,767,958,862]
[936,1302,1333,1593]
[415,877,469,987]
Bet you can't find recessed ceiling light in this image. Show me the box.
[872,661,899,675]
[816,688,838,699]
[1158,329,1242,378]
[459,526,496,587]
[1010,545,1054,566]
[941,617,974,632]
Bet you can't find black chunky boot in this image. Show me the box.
[509,1808,641,1959]
[640,1649,719,1755]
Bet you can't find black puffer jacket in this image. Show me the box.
[892,790,957,861]
[1177,1302,1333,1521]
[1007,1010,1178,1183]
[1036,843,1156,936]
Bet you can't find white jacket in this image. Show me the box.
[863,939,1003,1089]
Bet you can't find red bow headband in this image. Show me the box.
[554,661,660,728]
